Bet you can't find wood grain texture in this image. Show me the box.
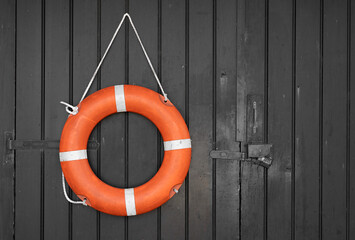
[267,0,293,239]
[238,0,266,239]
[322,0,348,238]
[7,1,355,239]
[350,1,355,238]
[160,0,187,239]
[127,1,159,239]
[236,0,246,143]
[71,0,98,238]
[43,0,70,239]
[0,0,15,239]
[294,0,320,239]
[15,0,43,238]
[99,0,127,239]
[215,0,240,238]
[188,0,214,239]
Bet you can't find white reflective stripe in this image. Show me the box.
[164,139,191,151]
[124,188,136,216]
[114,85,126,112]
[59,150,87,162]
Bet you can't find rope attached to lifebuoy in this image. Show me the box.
[60,13,169,206]
[59,85,191,215]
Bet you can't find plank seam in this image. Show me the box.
[185,0,190,239]
[13,0,18,238]
[319,0,324,239]
[291,0,296,239]
[40,0,46,238]
[68,0,74,238]
[96,0,102,238]
[212,0,217,238]
[157,0,162,238]
[346,0,351,239]
[124,1,129,239]
[264,0,269,239]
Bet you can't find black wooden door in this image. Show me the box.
[1,0,354,239]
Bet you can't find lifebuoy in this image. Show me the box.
[59,85,191,216]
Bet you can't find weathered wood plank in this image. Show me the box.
[267,0,293,239]
[160,0,186,239]
[350,0,355,238]
[0,0,15,239]
[11,1,355,239]
[188,0,213,238]
[215,0,239,238]
[322,0,348,239]
[127,1,159,239]
[236,0,246,143]
[294,0,320,239]
[238,0,266,238]
[43,0,70,239]
[99,0,127,239]
[72,0,98,239]
[15,0,43,238]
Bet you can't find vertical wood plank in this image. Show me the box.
[43,0,69,239]
[160,0,187,239]
[236,0,246,143]
[322,0,347,239]
[267,0,293,239]
[9,1,355,240]
[188,0,213,239]
[72,0,98,239]
[0,0,15,239]
[128,1,158,239]
[215,0,240,238]
[350,1,355,238]
[238,0,266,239]
[294,0,320,239]
[99,0,127,239]
[15,0,43,238]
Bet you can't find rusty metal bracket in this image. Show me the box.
[247,95,264,143]
[209,150,245,160]
[209,144,273,168]
[246,144,273,167]
[5,133,99,151]
[4,131,15,156]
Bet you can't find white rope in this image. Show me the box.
[59,101,78,115]
[60,13,168,206]
[60,13,168,115]
[62,172,87,206]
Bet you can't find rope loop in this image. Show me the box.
[62,172,87,206]
[60,101,78,115]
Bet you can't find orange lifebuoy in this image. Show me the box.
[59,85,191,216]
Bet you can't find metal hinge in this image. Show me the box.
[5,132,99,151]
[209,144,273,168]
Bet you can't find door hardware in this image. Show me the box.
[209,144,272,168]
[5,132,99,151]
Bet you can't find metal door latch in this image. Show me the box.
[209,94,273,168]
[5,132,99,151]
[209,144,273,168]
